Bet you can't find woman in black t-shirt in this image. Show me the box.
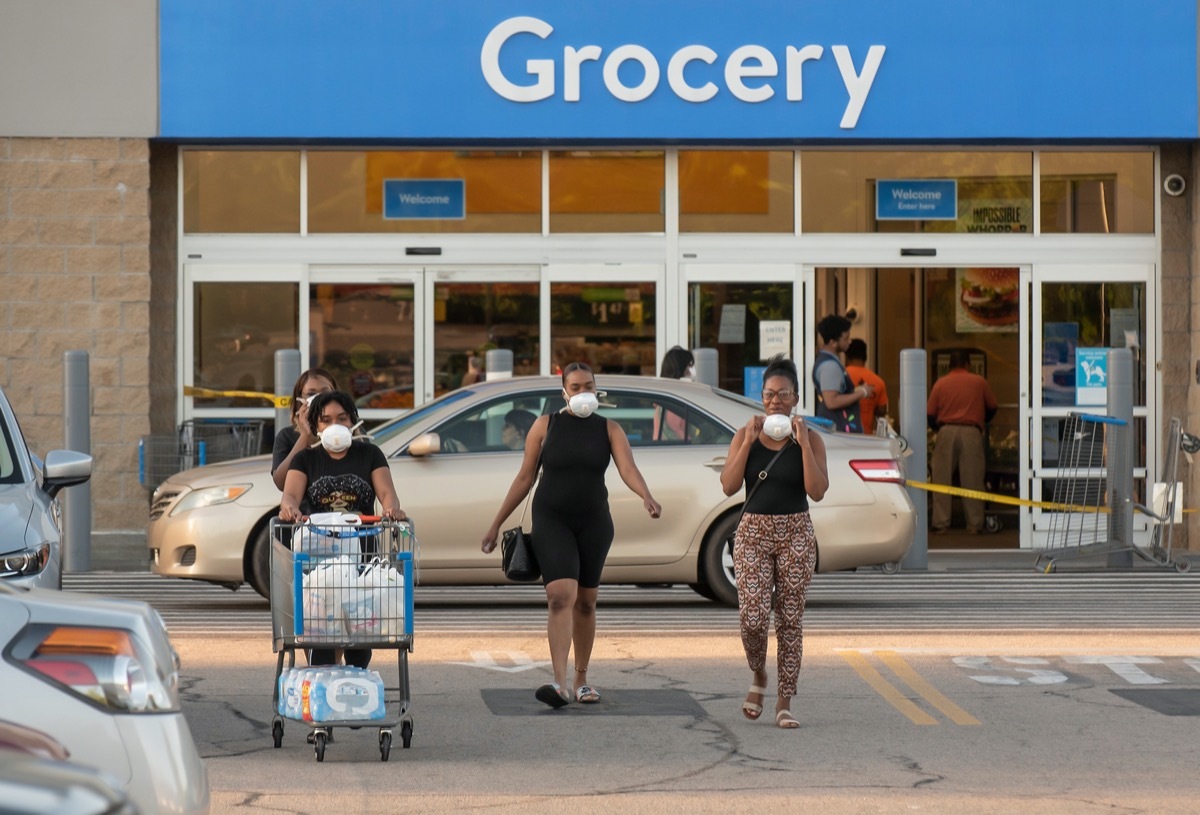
[271,368,338,493]
[280,391,405,668]
[719,355,829,730]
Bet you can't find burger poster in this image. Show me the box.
[955,268,1019,333]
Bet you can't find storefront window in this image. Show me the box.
[687,282,793,396]
[679,151,794,232]
[432,282,541,397]
[799,151,1033,234]
[550,282,656,374]
[1039,152,1154,233]
[182,151,300,233]
[308,151,541,233]
[549,152,664,232]
[310,284,416,410]
[192,283,299,405]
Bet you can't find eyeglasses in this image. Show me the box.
[761,389,796,401]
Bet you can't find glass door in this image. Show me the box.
[544,264,663,376]
[681,264,799,397]
[308,268,426,421]
[1028,265,1154,549]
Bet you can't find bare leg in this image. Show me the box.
[571,587,599,697]
[544,578,578,691]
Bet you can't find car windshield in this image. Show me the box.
[0,409,20,484]
[368,389,474,447]
[709,385,835,430]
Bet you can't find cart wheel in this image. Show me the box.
[314,731,327,762]
[880,561,901,575]
[1175,559,1191,574]
[984,515,1002,533]
[379,730,392,762]
[1041,561,1056,574]
[400,720,413,749]
[271,720,283,749]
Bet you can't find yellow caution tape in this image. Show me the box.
[906,479,1196,516]
[184,386,292,409]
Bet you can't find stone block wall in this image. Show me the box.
[0,137,152,531]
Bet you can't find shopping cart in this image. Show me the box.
[269,516,417,762]
[138,419,265,490]
[1034,413,1190,573]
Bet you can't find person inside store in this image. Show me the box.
[480,362,662,709]
[502,409,538,450]
[719,354,828,730]
[813,314,873,433]
[844,339,889,434]
[460,355,484,387]
[655,346,695,441]
[271,368,339,491]
[278,390,406,668]
[926,349,998,535]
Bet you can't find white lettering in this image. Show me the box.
[832,44,886,128]
[480,16,555,103]
[563,45,602,102]
[398,193,451,205]
[603,44,659,102]
[724,45,777,103]
[478,17,885,128]
[1063,656,1169,685]
[785,45,823,101]
[667,45,718,103]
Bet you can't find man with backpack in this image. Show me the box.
[812,314,873,433]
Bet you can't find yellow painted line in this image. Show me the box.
[838,650,938,726]
[184,386,291,408]
[876,650,981,726]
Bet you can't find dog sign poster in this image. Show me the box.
[1075,348,1108,406]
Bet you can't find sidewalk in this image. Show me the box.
[75,531,1071,574]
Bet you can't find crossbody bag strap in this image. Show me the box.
[517,412,558,526]
[735,439,792,530]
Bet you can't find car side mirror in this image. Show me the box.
[407,433,442,457]
[42,449,92,499]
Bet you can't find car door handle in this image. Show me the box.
[704,457,727,471]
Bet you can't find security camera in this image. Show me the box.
[1164,174,1187,197]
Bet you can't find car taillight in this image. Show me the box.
[850,459,904,483]
[9,625,178,713]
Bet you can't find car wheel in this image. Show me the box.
[699,513,740,607]
[247,523,273,599]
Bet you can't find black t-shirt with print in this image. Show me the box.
[289,441,388,515]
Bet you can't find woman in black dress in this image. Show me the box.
[482,363,662,708]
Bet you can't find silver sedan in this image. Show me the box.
[149,376,914,605]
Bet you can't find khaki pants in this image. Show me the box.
[931,424,986,531]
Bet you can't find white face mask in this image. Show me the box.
[567,392,599,418]
[763,413,793,441]
[683,365,696,382]
[318,423,353,453]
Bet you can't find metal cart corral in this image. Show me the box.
[269,518,417,761]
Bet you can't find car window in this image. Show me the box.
[597,390,733,447]
[369,390,474,447]
[0,412,18,482]
[431,392,558,455]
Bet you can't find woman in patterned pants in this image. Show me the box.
[720,355,828,729]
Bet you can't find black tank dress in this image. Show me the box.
[531,411,615,588]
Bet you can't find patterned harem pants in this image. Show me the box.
[733,511,817,699]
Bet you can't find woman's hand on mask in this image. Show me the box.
[791,416,809,443]
[743,416,764,444]
[644,496,662,519]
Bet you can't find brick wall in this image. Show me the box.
[0,137,152,531]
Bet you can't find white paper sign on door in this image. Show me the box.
[759,320,791,360]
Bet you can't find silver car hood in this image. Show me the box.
[0,485,34,555]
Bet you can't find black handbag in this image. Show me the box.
[500,413,557,583]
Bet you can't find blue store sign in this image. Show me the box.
[159,1,1198,140]
[383,180,466,220]
[876,179,956,221]
[1076,348,1108,407]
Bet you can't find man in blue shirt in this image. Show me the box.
[812,314,873,433]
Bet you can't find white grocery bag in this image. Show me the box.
[301,562,356,637]
[343,558,406,638]
[294,512,364,561]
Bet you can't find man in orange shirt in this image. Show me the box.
[927,350,998,535]
[844,339,888,434]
